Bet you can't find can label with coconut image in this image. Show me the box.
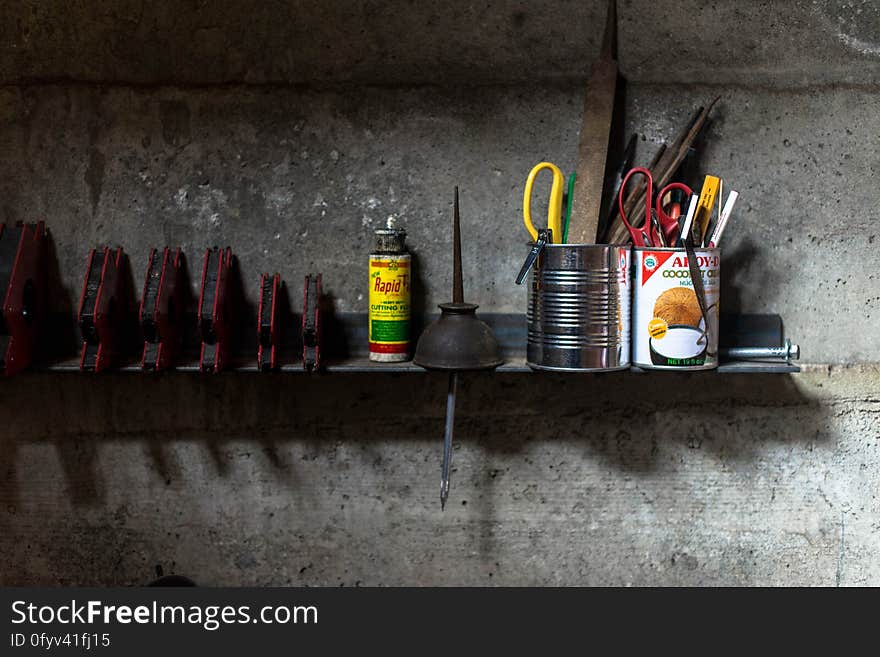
[632,247,720,370]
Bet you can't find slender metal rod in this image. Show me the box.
[440,371,458,510]
[720,340,800,361]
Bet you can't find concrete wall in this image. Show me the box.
[3,1,880,86]
[0,1,877,585]
[2,367,878,586]
[2,82,874,361]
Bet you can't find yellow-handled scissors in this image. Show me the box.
[522,162,564,243]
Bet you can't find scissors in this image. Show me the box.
[523,162,564,243]
[617,166,693,247]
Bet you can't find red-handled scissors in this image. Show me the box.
[618,167,693,247]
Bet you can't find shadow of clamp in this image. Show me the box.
[140,247,184,371]
[302,273,322,371]
[198,247,233,373]
[78,247,125,372]
[258,272,281,371]
[0,221,47,375]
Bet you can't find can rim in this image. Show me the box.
[632,246,721,253]
[526,242,631,248]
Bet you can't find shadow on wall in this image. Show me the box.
[0,370,825,504]
[721,235,763,315]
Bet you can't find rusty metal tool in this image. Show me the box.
[567,0,618,244]
[602,141,666,241]
[0,222,46,375]
[198,246,233,373]
[599,142,666,243]
[414,188,503,509]
[78,247,125,372]
[606,98,719,244]
[140,247,184,371]
[302,274,322,372]
[257,273,281,371]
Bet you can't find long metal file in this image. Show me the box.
[567,0,618,244]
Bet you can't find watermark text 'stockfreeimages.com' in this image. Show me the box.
[11,599,317,632]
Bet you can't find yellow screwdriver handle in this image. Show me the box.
[522,162,564,242]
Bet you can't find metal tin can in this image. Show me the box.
[369,221,411,362]
[632,246,720,370]
[526,244,630,371]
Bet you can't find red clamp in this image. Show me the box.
[258,273,281,371]
[198,247,232,373]
[302,274,322,371]
[0,222,47,375]
[140,248,184,371]
[78,247,125,372]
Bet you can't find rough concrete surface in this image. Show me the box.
[0,83,872,362]
[0,366,877,586]
[1,1,880,86]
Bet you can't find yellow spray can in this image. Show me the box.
[369,219,410,362]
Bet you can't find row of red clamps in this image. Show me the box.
[258,272,321,371]
[76,246,322,372]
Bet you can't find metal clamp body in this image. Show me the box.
[140,247,184,371]
[0,222,47,375]
[198,247,233,373]
[78,247,125,372]
[258,273,281,371]
[302,274,322,371]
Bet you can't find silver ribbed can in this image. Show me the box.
[526,244,631,371]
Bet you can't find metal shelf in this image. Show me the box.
[33,356,798,374]
[30,312,800,374]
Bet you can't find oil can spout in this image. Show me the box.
[453,186,463,304]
